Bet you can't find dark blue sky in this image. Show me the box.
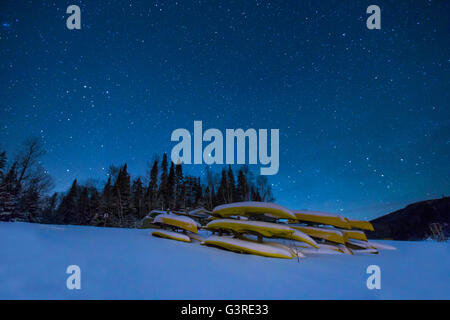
[1,0,449,219]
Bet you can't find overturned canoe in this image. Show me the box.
[337,229,368,242]
[290,225,346,244]
[206,219,318,248]
[152,230,191,243]
[348,219,374,231]
[140,215,157,229]
[238,235,302,258]
[346,240,378,254]
[348,239,396,251]
[365,241,396,251]
[154,214,198,234]
[202,235,293,259]
[206,219,294,237]
[292,210,351,229]
[281,229,319,248]
[296,243,351,255]
[212,202,297,220]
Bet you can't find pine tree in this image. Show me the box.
[145,160,159,212]
[0,151,6,178]
[227,165,236,203]
[217,168,228,204]
[58,179,79,224]
[159,153,168,209]
[237,169,249,201]
[132,177,145,219]
[175,161,184,209]
[76,187,90,225]
[109,164,134,226]
[167,162,175,209]
[98,176,113,226]
[0,162,19,221]
[41,192,59,224]
[89,188,101,225]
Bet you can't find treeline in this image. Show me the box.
[0,139,52,222]
[0,140,274,228]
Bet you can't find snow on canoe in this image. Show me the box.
[238,235,302,259]
[265,242,304,258]
[345,240,378,254]
[140,215,156,229]
[365,241,396,251]
[296,243,346,255]
[188,233,205,242]
[348,239,396,251]
[352,247,379,254]
[347,219,374,231]
[292,210,351,229]
[151,230,191,243]
[188,207,212,218]
[206,219,319,248]
[338,229,368,242]
[202,235,293,259]
[212,202,296,220]
[295,242,353,255]
[154,214,198,234]
[206,219,295,238]
[290,225,346,244]
[280,229,319,249]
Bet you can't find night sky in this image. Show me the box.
[1,1,449,219]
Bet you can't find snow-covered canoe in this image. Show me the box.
[347,219,374,231]
[202,235,293,259]
[348,239,396,251]
[154,214,198,234]
[238,235,304,259]
[212,202,296,220]
[345,240,378,254]
[292,210,351,229]
[338,229,368,242]
[296,243,353,255]
[140,215,156,229]
[206,219,295,237]
[290,225,346,244]
[283,229,319,248]
[206,219,318,248]
[151,230,191,243]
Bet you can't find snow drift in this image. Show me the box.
[0,222,448,299]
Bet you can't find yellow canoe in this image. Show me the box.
[212,202,297,220]
[206,219,294,238]
[296,243,352,255]
[346,240,379,254]
[154,214,198,234]
[292,210,352,229]
[281,229,319,248]
[338,229,368,242]
[202,235,293,259]
[206,219,318,248]
[348,219,374,231]
[238,235,302,258]
[152,230,191,243]
[290,225,346,244]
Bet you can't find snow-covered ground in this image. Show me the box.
[0,222,448,299]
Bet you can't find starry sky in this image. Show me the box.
[0,0,449,219]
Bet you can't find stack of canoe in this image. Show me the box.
[150,213,199,243]
[201,202,395,258]
[143,201,395,259]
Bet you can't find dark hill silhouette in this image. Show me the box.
[367,197,449,240]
